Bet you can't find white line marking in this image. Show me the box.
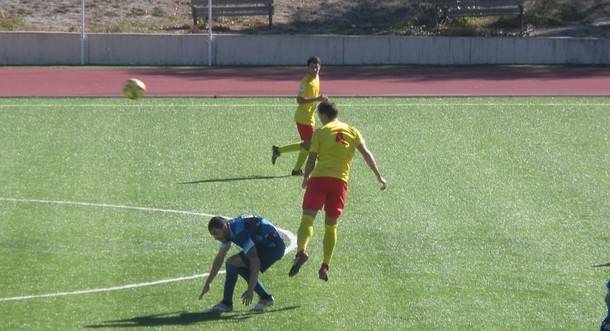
[0,103,610,108]
[0,197,297,302]
[0,197,215,217]
[0,274,211,302]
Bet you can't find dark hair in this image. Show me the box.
[307,56,321,66]
[208,216,227,231]
[317,101,338,120]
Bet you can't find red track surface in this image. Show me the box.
[1,66,610,97]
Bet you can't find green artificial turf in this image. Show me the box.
[0,97,608,330]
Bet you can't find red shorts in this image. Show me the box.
[302,177,348,219]
[296,123,315,141]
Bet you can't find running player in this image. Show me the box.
[272,56,328,175]
[288,101,387,281]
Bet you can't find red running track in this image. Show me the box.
[1,66,610,97]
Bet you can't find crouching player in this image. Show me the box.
[199,215,285,313]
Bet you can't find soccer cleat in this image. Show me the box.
[251,296,275,312]
[272,146,280,165]
[205,302,233,313]
[291,169,304,176]
[288,250,309,277]
[318,263,329,282]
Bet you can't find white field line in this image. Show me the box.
[0,198,215,217]
[1,103,610,108]
[0,197,297,302]
[0,273,213,302]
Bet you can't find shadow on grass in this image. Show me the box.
[593,262,610,268]
[179,175,291,184]
[85,306,299,328]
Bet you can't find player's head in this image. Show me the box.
[317,101,338,124]
[208,216,229,241]
[307,56,321,76]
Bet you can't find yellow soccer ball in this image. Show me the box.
[123,78,146,100]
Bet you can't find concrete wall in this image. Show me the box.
[87,34,209,65]
[0,32,81,65]
[1,32,609,65]
[214,35,344,65]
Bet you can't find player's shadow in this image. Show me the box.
[593,262,610,268]
[179,175,291,184]
[85,306,299,328]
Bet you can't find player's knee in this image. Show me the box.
[325,218,338,225]
[303,209,317,217]
[226,256,240,268]
[225,261,238,275]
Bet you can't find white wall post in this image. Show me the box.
[208,0,213,66]
[80,0,86,65]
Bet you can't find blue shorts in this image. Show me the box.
[239,239,286,273]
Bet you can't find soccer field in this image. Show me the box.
[1,97,608,330]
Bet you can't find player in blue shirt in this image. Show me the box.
[198,215,285,313]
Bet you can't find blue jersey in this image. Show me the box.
[221,215,283,253]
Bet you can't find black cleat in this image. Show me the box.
[272,146,280,165]
[288,250,309,277]
[318,263,329,282]
[291,169,304,176]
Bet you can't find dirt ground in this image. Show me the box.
[0,0,609,37]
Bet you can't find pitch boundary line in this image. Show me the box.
[0,197,297,302]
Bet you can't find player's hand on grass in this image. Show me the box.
[241,289,254,305]
[378,176,387,191]
[198,283,210,300]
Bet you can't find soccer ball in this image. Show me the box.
[123,78,146,100]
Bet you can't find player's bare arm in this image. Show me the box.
[198,243,231,300]
[242,247,261,305]
[302,152,318,189]
[357,143,387,190]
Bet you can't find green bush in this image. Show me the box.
[557,3,584,22]
[525,0,585,26]
[0,10,25,31]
